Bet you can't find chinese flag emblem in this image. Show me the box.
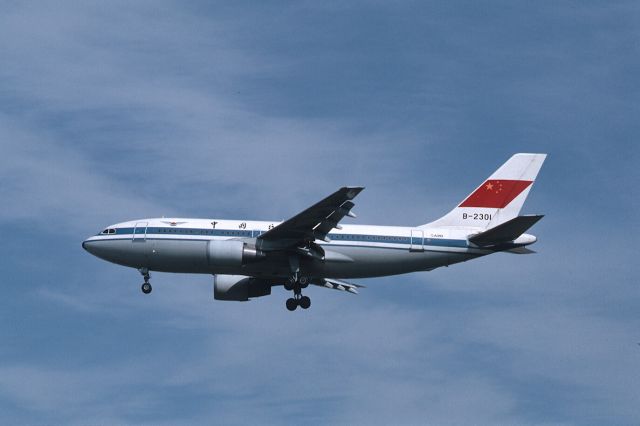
[460,179,532,208]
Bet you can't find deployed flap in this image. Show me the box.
[315,278,365,294]
[258,186,363,250]
[469,214,543,246]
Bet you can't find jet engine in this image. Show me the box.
[213,274,271,301]
[206,240,264,266]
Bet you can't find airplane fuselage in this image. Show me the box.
[82,154,546,310]
[83,218,531,279]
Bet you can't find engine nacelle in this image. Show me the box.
[213,274,271,301]
[206,240,264,267]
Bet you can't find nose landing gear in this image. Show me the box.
[139,268,152,294]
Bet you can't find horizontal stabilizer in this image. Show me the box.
[469,215,543,246]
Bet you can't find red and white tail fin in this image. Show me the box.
[424,153,547,229]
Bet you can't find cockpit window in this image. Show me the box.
[101,228,116,234]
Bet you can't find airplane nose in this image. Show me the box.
[82,239,98,255]
[81,236,133,266]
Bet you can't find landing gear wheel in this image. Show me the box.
[138,268,152,294]
[299,276,309,288]
[286,298,297,311]
[299,296,311,309]
[284,269,311,311]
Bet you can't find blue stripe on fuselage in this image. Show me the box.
[97,226,468,248]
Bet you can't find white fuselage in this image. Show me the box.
[82,218,505,280]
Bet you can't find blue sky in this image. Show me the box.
[0,1,638,424]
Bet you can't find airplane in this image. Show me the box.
[83,153,547,311]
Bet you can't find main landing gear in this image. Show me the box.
[284,274,311,311]
[285,255,311,311]
[139,267,152,294]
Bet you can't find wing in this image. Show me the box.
[257,186,364,251]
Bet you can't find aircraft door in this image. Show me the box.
[410,229,424,252]
[133,222,148,242]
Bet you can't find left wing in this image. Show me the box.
[257,186,364,251]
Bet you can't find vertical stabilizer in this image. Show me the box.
[423,153,546,229]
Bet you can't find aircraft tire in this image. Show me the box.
[299,296,311,309]
[286,298,297,311]
[141,283,152,294]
